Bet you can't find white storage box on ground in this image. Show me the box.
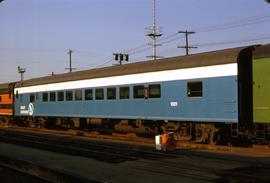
[155,135,162,151]
[155,132,176,152]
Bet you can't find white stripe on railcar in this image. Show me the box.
[15,63,237,94]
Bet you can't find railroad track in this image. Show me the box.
[0,155,103,183]
[0,128,269,183]
[0,129,137,163]
[219,166,270,183]
[0,128,187,162]
[0,163,56,183]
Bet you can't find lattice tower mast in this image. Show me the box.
[146,0,162,60]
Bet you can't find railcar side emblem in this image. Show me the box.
[28,103,34,116]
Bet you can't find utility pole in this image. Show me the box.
[113,53,129,65]
[145,0,162,60]
[178,30,197,55]
[66,49,75,72]
[17,66,26,86]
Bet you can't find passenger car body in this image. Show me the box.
[13,46,253,127]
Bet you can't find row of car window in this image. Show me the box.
[19,81,202,103]
[0,104,12,109]
[28,84,161,103]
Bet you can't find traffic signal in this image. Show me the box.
[119,54,124,61]
[114,53,119,61]
[113,53,129,62]
[125,54,129,61]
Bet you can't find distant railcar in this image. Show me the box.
[0,83,15,123]
[253,44,270,139]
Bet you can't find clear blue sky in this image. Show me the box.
[0,0,269,83]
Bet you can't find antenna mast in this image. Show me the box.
[17,66,26,86]
[146,0,162,60]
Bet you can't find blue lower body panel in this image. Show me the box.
[15,76,238,123]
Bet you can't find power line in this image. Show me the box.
[73,49,108,57]
[158,35,184,45]
[153,14,270,56]
[129,47,152,55]
[124,33,182,56]
[58,13,270,68]
[0,47,65,53]
[0,47,110,58]
[1,13,269,70]
[124,44,149,55]
[196,14,270,33]
[123,32,180,55]
[194,34,270,47]
[95,58,114,68]
[159,47,180,56]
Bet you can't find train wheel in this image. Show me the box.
[195,124,219,144]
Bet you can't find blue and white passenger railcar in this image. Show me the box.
[13,46,254,143]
